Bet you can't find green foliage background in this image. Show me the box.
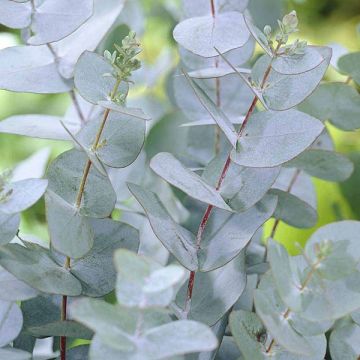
[0,0,359,253]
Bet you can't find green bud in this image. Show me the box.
[282,10,298,29]
[264,25,272,37]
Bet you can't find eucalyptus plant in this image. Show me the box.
[0,0,359,359]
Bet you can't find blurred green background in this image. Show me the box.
[0,0,359,253]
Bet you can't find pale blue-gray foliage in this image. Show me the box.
[230,110,324,168]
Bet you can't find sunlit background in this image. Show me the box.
[0,0,359,253]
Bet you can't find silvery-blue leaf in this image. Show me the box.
[229,309,326,360]
[187,66,250,79]
[182,71,238,148]
[173,12,250,57]
[0,300,23,346]
[74,51,116,104]
[297,221,360,321]
[0,178,48,214]
[0,114,80,140]
[179,37,254,70]
[76,112,145,168]
[140,320,218,358]
[0,212,20,246]
[51,0,126,79]
[0,0,31,29]
[46,190,94,259]
[231,110,324,168]
[70,218,139,297]
[328,43,348,70]
[182,0,249,17]
[0,243,82,296]
[215,336,241,360]
[272,168,317,210]
[0,348,31,360]
[270,189,317,228]
[174,71,253,126]
[0,267,38,301]
[352,309,360,326]
[176,253,246,326]
[255,274,327,357]
[127,183,198,271]
[311,128,334,151]
[198,195,277,271]
[72,298,171,351]
[244,16,272,56]
[12,148,50,182]
[203,154,280,212]
[27,0,93,45]
[0,46,72,93]
[329,323,360,360]
[252,47,331,111]
[289,312,334,337]
[285,149,354,182]
[338,51,360,85]
[116,0,144,35]
[298,83,360,131]
[272,46,325,75]
[97,101,151,121]
[150,153,232,211]
[47,149,116,217]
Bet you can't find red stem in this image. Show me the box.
[210,0,216,17]
[60,295,67,360]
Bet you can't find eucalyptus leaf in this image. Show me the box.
[0,267,38,301]
[46,190,94,259]
[285,149,354,182]
[0,0,31,29]
[198,194,277,271]
[176,253,246,326]
[0,300,23,346]
[0,347,31,360]
[114,249,185,309]
[182,71,238,148]
[51,0,126,79]
[150,153,232,211]
[203,154,280,212]
[173,12,250,57]
[329,323,360,360]
[0,243,82,296]
[270,189,318,228]
[0,45,72,94]
[183,0,249,17]
[0,179,48,214]
[298,83,360,131]
[76,111,146,168]
[27,0,94,45]
[0,212,20,246]
[338,52,360,86]
[244,15,273,56]
[0,114,80,140]
[127,183,198,271]
[47,149,116,218]
[231,110,324,168]
[98,101,151,121]
[254,274,327,357]
[70,218,139,297]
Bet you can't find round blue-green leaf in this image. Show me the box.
[0,300,23,346]
[47,149,116,218]
[77,112,145,168]
[338,52,360,86]
[286,149,354,182]
[0,45,72,94]
[27,0,94,45]
[0,179,48,215]
[173,12,250,57]
[0,348,31,360]
[0,243,82,296]
[298,83,360,131]
[0,0,31,29]
[0,212,20,245]
[330,323,360,360]
[231,110,324,168]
